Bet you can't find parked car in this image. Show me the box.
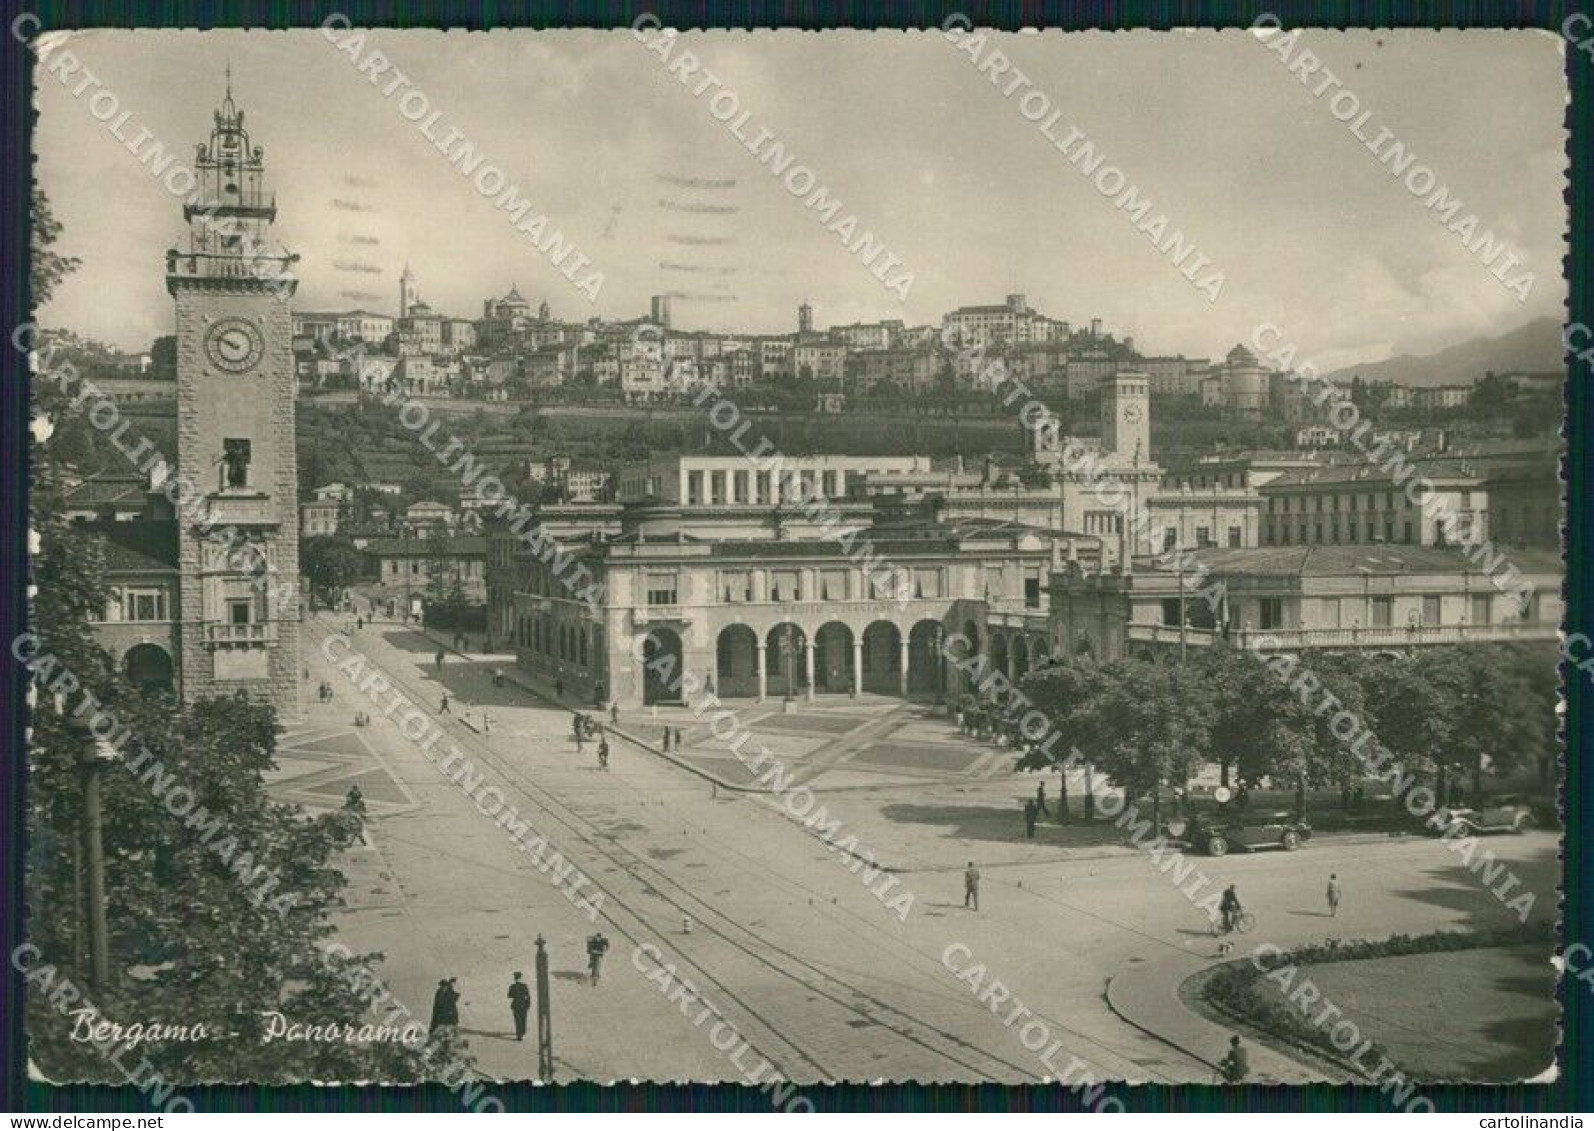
[1428,802,1535,837]
[1168,811,1312,857]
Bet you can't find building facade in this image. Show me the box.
[1051,545,1562,661]
[164,79,302,713]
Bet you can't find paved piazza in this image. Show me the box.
[287,612,1561,1086]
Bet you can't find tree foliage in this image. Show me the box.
[26,195,452,1084]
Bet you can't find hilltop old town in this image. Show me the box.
[20,26,1568,1103]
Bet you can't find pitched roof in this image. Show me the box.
[81,520,179,573]
[64,476,149,508]
[364,537,486,557]
[1139,544,1561,578]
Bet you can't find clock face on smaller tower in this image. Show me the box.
[1122,404,1144,423]
[205,318,265,374]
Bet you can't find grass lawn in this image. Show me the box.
[1248,946,1557,1082]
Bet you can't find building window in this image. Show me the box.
[1227,526,1242,548]
[1195,526,1212,549]
[222,438,251,489]
[721,570,752,603]
[228,598,253,625]
[770,570,801,603]
[646,571,678,605]
[125,589,168,622]
[819,569,848,600]
[1024,569,1042,609]
[1403,521,1414,543]
[1371,596,1393,628]
[1161,598,1182,626]
[1471,594,1491,625]
[1163,528,1178,551]
[915,568,944,600]
[1259,598,1283,630]
[1422,595,1441,625]
[687,471,704,506]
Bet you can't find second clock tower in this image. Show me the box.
[1100,371,1151,464]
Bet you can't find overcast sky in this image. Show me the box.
[35,27,1567,370]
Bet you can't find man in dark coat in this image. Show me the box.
[430,978,460,1031]
[1023,798,1038,839]
[507,972,531,1040]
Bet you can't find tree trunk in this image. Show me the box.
[1295,774,1307,819]
[1056,770,1070,825]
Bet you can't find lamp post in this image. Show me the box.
[60,695,117,991]
[780,627,795,708]
[534,935,554,1081]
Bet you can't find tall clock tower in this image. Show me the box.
[166,76,302,715]
[1100,371,1150,464]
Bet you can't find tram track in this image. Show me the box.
[320,618,1189,1083]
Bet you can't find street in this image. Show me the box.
[295,613,1560,1086]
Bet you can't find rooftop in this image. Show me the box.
[1136,544,1561,578]
[364,536,486,557]
[83,520,179,573]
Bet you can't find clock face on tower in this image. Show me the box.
[1122,404,1143,423]
[205,318,265,374]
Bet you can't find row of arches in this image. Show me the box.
[640,619,1053,705]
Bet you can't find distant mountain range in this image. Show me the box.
[1322,317,1563,388]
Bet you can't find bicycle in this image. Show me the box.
[1213,910,1257,936]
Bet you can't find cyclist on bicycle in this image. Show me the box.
[1219,884,1243,933]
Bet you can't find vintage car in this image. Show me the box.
[1167,811,1312,857]
[1428,802,1536,837]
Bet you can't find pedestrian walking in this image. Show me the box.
[1219,884,1242,934]
[429,978,460,1032]
[661,728,672,752]
[439,693,451,715]
[598,738,610,770]
[343,784,365,814]
[1036,780,1050,817]
[610,703,619,726]
[1218,1035,1250,1084]
[586,932,610,985]
[1326,873,1341,918]
[507,972,531,1040]
[674,726,685,749]
[954,708,965,734]
[435,649,445,669]
[575,728,585,754]
[1023,798,1038,839]
[963,861,980,911]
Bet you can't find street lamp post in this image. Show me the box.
[781,628,795,708]
[61,699,117,991]
[535,934,554,1081]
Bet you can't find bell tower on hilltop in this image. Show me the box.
[165,73,302,715]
